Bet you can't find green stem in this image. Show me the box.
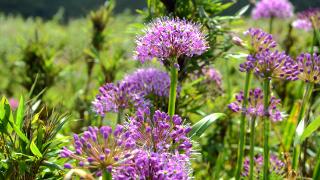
[168,66,178,117]
[269,17,274,34]
[102,170,112,180]
[235,71,252,180]
[249,116,257,180]
[313,150,320,179]
[117,109,123,124]
[263,78,270,180]
[292,82,314,171]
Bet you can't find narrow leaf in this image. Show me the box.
[16,95,24,129]
[236,5,250,16]
[189,113,226,138]
[30,140,43,158]
[300,116,320,143]
[294,118,305,146]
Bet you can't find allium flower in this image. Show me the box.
[60,125,136,177]
[115,150,191,180]
[134,17,208,63]
[251,0,293,19]
[242,154,285,177]
[127,107,192,155]
[249,50,294,79]
[92,82,147,116]
[203,67,222,88]
[122,68,171,97]
[244,28,277,54]
[288,53,320,83]
[293,8,320,31]
[228,88,283,122]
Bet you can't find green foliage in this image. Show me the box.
[189,113,226,138]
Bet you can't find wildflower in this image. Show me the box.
[122,68,171,97]
[243,28,277,55]
[203,67,222,88]
[228,88,282,122]
[242,154,285,177]
[60,125,136,177]
[251,0,293,19]
[134,17,208,63]
[293,8,320,31]
[114,150,191,180]
[8,98,19,110]
[92,82,147,116]
[288,53,320,83]
[127,107,192,155]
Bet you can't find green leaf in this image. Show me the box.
[16,95,24,129]
[42,161,63,170]
[294,118,305,146]
[30,140,43,158]
[300,116,320,143]
[9,121,29,143]
[189,113,226,138]
[236,5,250,17]
[283,102,299,151]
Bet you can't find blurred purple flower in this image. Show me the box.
[122,68,171,97]
[242,154,285,177]
[293,8,320,31]
[92,82,147,116]
[203,67,222,88]
[287,53,320,83]
[228,88,283,122]
[60,125,136,177]
[134,17,208,63]
[251,0,293,19]
[8,98,19,110]
[127,107,192,155]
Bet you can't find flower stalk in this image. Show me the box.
[168,61,178,117]
[263,78,271,180]
[235,71,252,180]
[249,116,257,180]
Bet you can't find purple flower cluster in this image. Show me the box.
[242,154,285,177]
[93,68,172,115]
[287,53,320,83]
[60,125,136,177]
[251,0,293,19]
[293,8,320,31]
[115,150,190,180]
[228,88,282,122]
[122,68,171,97]
[134,17,208,63]
[127,108,192,155]
[92,82,147,115]
[244,28,277,54]
[203,67,222,88]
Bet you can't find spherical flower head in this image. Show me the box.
[251,0,293,19]
[244,28,277,55]
[242,154,285,177]
[60,125,136,177]
[293,8,320,31]
[126,108,192,155]
[288,53,320,83]
[114,150,191,180]
[92,82,148,116]
[134,17,208,63]
[228,88,283,122]
[122,68,172,97]
[252,50,295,79]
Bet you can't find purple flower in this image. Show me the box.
[122,68,172,97]
[8,98,19,110]
[287,53,320,83]
[228,88,283,122]
[92,82,147,115]
[244,28,277,55]
[251,0,293,19]
[60,125,136,177]
[203,67,222,88]
[293,8,320,31]
[242,154,285,177]
[134,17,208,63]
[114,150,191,180]
[126,108,192,155]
